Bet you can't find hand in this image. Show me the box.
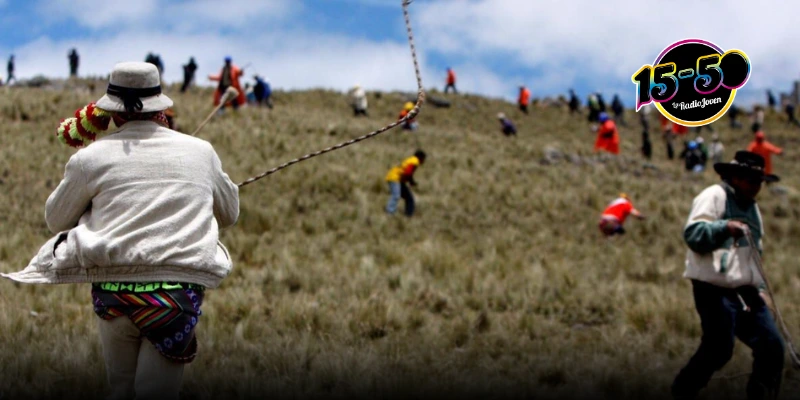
[726,220,749,238]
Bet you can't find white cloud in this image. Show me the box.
[36,0,295,31]
[38,0,161,29]
[414,0,800,105]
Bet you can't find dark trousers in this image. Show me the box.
[672,280,784,400]
[444,83,457,94]
[181,74,194,93]
[519,104,528,114]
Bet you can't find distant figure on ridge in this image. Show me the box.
[518,85,530,114]
[587,93,600,122]
[598,193,645,237]
[181,57,198,93]
[767,90,777,112]
[385,150,426,217]
[68,48,79,78]
[6,55,15,84]
[348,84,368,117]
[497,113,517,137]
[611,94,626,127]
[444,67,457,94]
[208,56,246,111]
[568,89,580,114]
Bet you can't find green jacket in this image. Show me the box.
[682,183,765,289]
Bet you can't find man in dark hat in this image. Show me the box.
[671,151,783,400]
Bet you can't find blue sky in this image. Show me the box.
[1,0,799,108]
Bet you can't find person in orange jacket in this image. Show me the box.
[598,193,646,236]
[208,56,246,110]
[747,131,783,176]
[594,112,620,155]
[444,67,457,94]
[518,85,530,114]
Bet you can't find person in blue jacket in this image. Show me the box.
[497,113,517,137]
[253,75,273,109]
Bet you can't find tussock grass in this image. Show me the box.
[1,80,800,399]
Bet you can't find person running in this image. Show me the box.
[598,193,645,237]
[518,85,530,114]
[181,57,198,93]
[497,112,517,136]
[671,150,783,400]
[746,131,783,176]
[385,150,426,217]
[208,56,246,111]
[444,67,457,94]
[2,61,240,400]
[593,112,620,155]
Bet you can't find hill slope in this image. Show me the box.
[1,81,799,399]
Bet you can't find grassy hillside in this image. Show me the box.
[1,80,799,400]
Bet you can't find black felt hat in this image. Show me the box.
[713,150,780,183]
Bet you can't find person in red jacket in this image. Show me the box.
[594,112,620,155]
[208,56,246,110]
[747,131,783,176]
[599,193,646,236]
[518,85,531,114]
[444,67,457,94]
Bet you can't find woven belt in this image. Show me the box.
[92,282,205,293]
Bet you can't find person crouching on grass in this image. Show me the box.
[671,151,783,400]
[2,62,240,400]
[598,193,645,237]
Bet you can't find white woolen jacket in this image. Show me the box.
[2,121,239,288]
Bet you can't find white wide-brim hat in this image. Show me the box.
[96,62,173,113]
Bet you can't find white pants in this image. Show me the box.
[97,317,185,400]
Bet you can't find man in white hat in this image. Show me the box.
[348,84,368,117]
[3,61,240,400]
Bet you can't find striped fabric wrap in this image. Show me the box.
[91,284,205,363]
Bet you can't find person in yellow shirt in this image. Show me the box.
[385,150,426,216]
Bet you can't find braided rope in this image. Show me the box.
[743,228,800,369]
[237,0,425,188]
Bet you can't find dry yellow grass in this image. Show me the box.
[1,79,800,400]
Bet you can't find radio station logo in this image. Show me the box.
[631,39,751,126]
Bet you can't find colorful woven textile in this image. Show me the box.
[91,283,204,363]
